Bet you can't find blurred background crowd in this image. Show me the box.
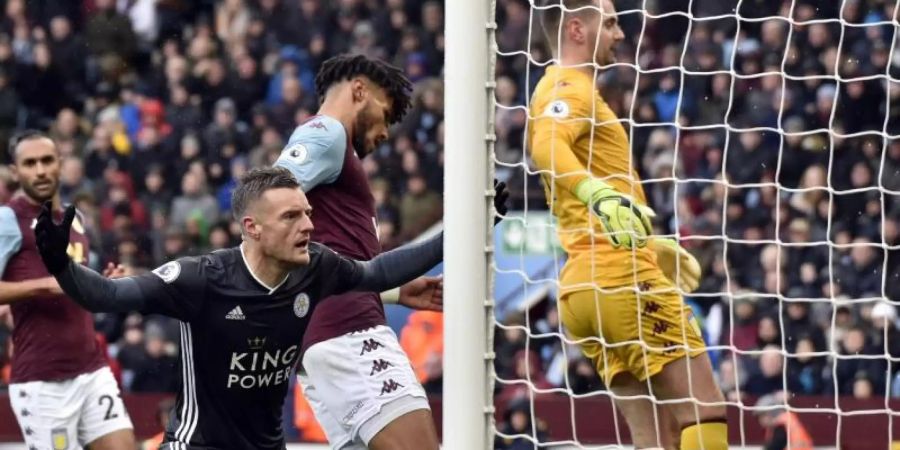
[0,0,896,445]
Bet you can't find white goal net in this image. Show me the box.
[489,0,900,448]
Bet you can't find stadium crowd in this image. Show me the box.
[0,0,897,446]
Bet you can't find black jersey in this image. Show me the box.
[132,243,370,450]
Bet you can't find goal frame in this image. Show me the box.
[443,0,497,448]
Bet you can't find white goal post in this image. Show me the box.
[443,0,497,449]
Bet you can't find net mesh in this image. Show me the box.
[491,0,900,448]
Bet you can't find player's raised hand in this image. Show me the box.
[575,179,656,249]
[398,276,443,312]
[494,179,509,225]
[34,201,75,275]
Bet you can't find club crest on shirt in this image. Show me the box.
[51,428,67,450]
[284,142,309,164]
[293,293,310,318]
[152,261,181,284]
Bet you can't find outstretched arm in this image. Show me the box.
[352,231,443,294]
[320,231,443,298]
[54,261,147,313]
[323,179,508,297]
[34,202,148,313]
[35,202,204,320]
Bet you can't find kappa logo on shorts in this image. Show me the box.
[359,338,384,356]
[370,359,393,376]
[652,320,670,336]
[643,300,661,316]
[379,379,404,396]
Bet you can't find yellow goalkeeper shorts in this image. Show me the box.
[559,277,707,387]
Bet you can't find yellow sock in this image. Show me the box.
[680,421,728,450]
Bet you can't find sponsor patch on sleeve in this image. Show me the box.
[544,100,570,118]
[284,142,309,164]
[152,261,181,284]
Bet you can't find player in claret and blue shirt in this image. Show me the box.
[0,131,136,450]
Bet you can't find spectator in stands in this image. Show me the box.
[400,310,444,394]
[782,302,826,354]
[203,97,252,155]
[786,336,826,395]
[744,345,786,397]
[494,396,550,450]
[868,302,900,376]
[293,384,327,444]
[716,358,743,402]
[0,165,16,204]
[169,170,218,232]
[495,325,527,381]
[399,172,441,239]
[757,316,781,349]
[129,324,178,393]
[755,392,814,450]
[836,239,883,298]
[727,295,759,353]
[829,327,887,396]
[84,0,137,79]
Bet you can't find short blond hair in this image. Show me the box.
[539,0,601,52]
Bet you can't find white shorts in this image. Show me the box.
[8,366,133,449]
[298,325,430,449]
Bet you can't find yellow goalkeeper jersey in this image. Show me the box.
[527,65,665,293]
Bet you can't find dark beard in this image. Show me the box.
[351,111,371,158]
[22,180,56,203]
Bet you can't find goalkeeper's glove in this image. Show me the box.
[34,201,75,275]
[493,178,509,225]
[650,238,702,293]
[574,178,656,249]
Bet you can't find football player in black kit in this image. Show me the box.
[33,166,508,450]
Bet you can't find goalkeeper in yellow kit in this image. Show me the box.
[528,1,727,448]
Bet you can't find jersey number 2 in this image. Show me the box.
[99,394,118,421]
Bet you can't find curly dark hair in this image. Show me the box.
[315,54,413,125]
